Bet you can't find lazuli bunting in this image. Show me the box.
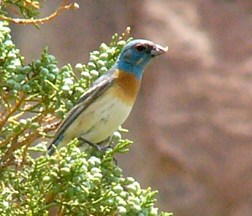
[48,39,168,155]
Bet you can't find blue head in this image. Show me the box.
[115,39,168,79]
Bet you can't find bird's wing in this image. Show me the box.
[48,73,115,149]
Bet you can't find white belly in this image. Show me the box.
[63,89,133,144]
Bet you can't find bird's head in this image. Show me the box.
[115,39,168,79]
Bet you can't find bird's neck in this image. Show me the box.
[114,60,144,80]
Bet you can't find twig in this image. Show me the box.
[21,116,60,165]
[0,93,26,131]
[0,1,79,25]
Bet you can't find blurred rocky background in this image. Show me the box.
[11,0,252,215]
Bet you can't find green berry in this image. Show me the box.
[113,184,123,193]
[117,206,127,215]
[90,55,98,61]
[90,167,101,174]
[150,207,158,216]
[114,167,122,176]
[130,203,141,212]
[16,74,25,82]
[19,119,27,125]
[117,40,126,46]
[64,78,74,85]
[100,43,108,52]
[22,84,31,93]
[87,62,96,70]
[6,79,15,87]
[99,66,107,73]
[90,70,99,78]
[14,82,21,90]
[61,65,68,71]
[125,177,135,184]
[40,68,49,76]
[47,73,56,81]
[88,156,101,166]
[75,63,83,72]
[34,60,41,68]
[48,64,57,71]
[6,65,16,71]
[81,71,92,79]
[92,50,100,56]
[107,48,116,56]
[22,65,32,74]
[93,172,103,180]
[60,167,70,174]
[97,60,105,67]
[51,68,59,74]
[99,53,108,60]
[42,176,51,183]
[47,54,56,63]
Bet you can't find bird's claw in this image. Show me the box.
[78,137,112,152]
[78,136,117,164]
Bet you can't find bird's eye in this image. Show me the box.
[135,44,148,52]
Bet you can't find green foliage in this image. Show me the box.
[0,0,40,19]
[1,140,172,215]
[0,21,24,95]
[0,1,172,215]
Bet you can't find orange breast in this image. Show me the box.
[112,70,141,105]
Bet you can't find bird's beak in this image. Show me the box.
[151,44,168,57]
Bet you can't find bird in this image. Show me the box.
[48,39,168,155]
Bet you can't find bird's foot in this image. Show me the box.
[78,137,117,164]
[78,137,112,152]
